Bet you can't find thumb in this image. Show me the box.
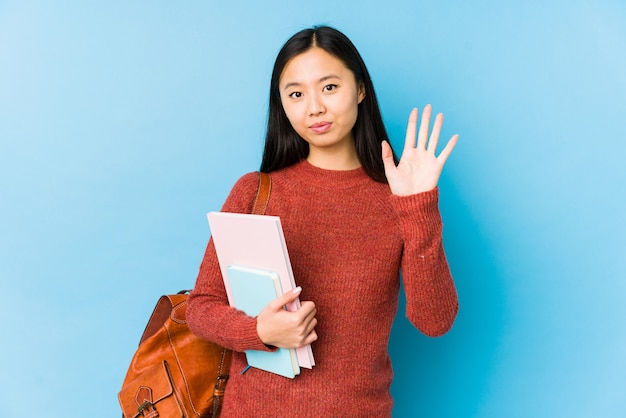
[268,286,302,311]
[381,140,396,175]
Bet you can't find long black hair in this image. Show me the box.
[260,25,397,183]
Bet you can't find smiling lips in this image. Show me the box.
[309,122,332,134]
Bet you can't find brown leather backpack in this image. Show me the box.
[118,292,231,417]
[118,172,271,417]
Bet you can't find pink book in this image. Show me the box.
[207,211,315,369]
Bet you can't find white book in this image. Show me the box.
[207,211,315,369]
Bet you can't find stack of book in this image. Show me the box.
[208,212,316,378]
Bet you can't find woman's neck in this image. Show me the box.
[306,142,361,171]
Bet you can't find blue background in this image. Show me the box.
[1,1,625,417]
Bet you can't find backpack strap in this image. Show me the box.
[210,171,271,416]
[252,172,272,215]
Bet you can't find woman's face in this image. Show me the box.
[279,47,365,167]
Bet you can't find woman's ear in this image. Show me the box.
[357,83,366,104]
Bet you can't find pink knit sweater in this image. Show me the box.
[187,160,458,417]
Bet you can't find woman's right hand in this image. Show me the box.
[256,287,318,349]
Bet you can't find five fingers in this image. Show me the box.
[401,104,457,160]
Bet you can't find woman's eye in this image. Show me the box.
[289,91,303,98]
[324,84,338,92]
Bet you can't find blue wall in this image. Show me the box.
[1,1,625,417]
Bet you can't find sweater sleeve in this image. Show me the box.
[187,172,273,352]
[389,187,459,337]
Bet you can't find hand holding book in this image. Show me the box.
[257,286,318,349]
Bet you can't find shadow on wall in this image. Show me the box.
[389,174,506,417]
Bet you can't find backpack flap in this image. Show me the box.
[118,360,182,418]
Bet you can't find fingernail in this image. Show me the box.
[293,286,302,294]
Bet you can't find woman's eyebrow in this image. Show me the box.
[282,74,341,91]
[319,74,341,83]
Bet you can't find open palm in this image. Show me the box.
[382,105,458,196]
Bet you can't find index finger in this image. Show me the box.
[403,108,419,152]
[297,300,317,318]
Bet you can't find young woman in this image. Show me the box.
[188,25,459,417]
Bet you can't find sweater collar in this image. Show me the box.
[289,159,371,189]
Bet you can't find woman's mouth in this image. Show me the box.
[310,122,332,134]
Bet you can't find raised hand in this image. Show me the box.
[382,105,458,196]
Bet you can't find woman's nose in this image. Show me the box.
[308,94,325,116]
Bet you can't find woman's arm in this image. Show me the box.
[383,105,459,336]
[391,189,458,336]
[187,173,272,352]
